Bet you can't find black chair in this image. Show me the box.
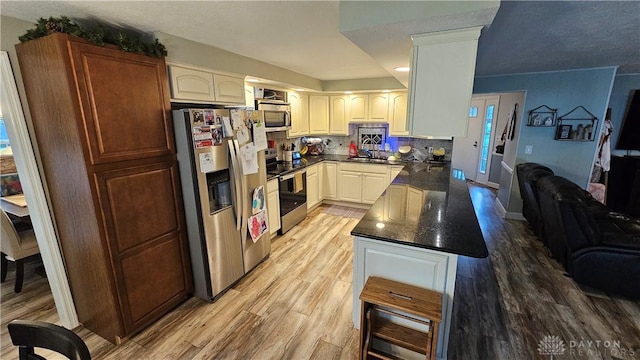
[536,175,640,299]
[7,320,91,360]
[515,163,554,238]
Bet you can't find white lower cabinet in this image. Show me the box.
[338,171,362,203]
[337,163,390,204]
[318,162,325,202]
[390,165,404,181]
[352,237,458,360]
[323,162,338,200]
[267,178,280,235]
[406,186,427,224]
[307,161,404,206]
[306,164,320,209]
[384,184,407,222]
[362,173,388,204]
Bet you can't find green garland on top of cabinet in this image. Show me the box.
[18,16,168,58]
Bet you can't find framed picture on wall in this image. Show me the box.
[557,124,572,140]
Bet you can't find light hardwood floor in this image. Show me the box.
[1,184,638,360]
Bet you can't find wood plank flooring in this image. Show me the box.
[2,184,638,360]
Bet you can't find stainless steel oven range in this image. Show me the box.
[266,152,308,234]
[278,168,307,233]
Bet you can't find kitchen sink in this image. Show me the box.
[345,157,397,164]
[369,158,389,164]
[346,157,372,163]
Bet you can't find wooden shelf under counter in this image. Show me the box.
[359,276,442,359]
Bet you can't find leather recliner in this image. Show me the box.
[516,163,554,238]
[536,175,640,299]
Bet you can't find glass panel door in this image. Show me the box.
[479,105,495,174]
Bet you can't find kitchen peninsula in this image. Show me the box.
[350,162,488,360]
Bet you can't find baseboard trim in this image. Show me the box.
[505,211,526,221]
[321,199,370,209]
[496,199,507,217]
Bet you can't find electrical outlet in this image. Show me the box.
[525,145,533,154]
[428,147,434,153]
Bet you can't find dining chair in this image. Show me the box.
[1,208,40,292]
[8,320,91,360]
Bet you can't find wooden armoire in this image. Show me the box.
[16,33,193,343]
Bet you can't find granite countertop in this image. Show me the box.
[350,162,488,258]
[266,153,419,180]
[301,154,417,165]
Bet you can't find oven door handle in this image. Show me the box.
[279,169,306,181]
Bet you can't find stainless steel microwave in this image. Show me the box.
[256,101,291,132]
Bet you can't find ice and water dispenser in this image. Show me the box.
[206,169,233,214]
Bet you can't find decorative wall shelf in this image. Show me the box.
[554,105,598,141]
[527,105,557,127]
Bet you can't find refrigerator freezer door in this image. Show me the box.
[173,108,244,301]
[203,206,244,298]
[236,141,271,272]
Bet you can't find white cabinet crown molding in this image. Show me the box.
[166,61,246,79]
[411,26,483,45]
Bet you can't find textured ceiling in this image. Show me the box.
[1,1,639,86]
[476,1,640,76]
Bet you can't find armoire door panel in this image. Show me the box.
[96,162,180,252]
[70,42,174,164]
[119,235,188,330]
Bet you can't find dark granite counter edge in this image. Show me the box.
[349,163,489,259]
[269,154,488,258]
[350,229,488,258]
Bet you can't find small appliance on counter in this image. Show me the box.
[432,147,446,161]
[302,137,325,155]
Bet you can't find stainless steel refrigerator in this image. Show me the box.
[173,108,270,301]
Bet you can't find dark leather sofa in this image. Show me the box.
[516,163,555,238]
[535,175,640,299]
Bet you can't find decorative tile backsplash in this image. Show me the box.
[357,127,386,150]
[266,123,454,161]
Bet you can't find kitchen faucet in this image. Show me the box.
[359,138,380,158]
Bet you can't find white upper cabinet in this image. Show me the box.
[346,92,407,125]
[169,65,215,102]
[288,91,310,138]
[349,94,368,122]
[368,93,389,122]
[245,84,255,109]
[168,64,245,104]
[408,27,482,138]
[388,91,409,136]
[330,95,350,135]
[309,95,329,134]
[212,74,246,104]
